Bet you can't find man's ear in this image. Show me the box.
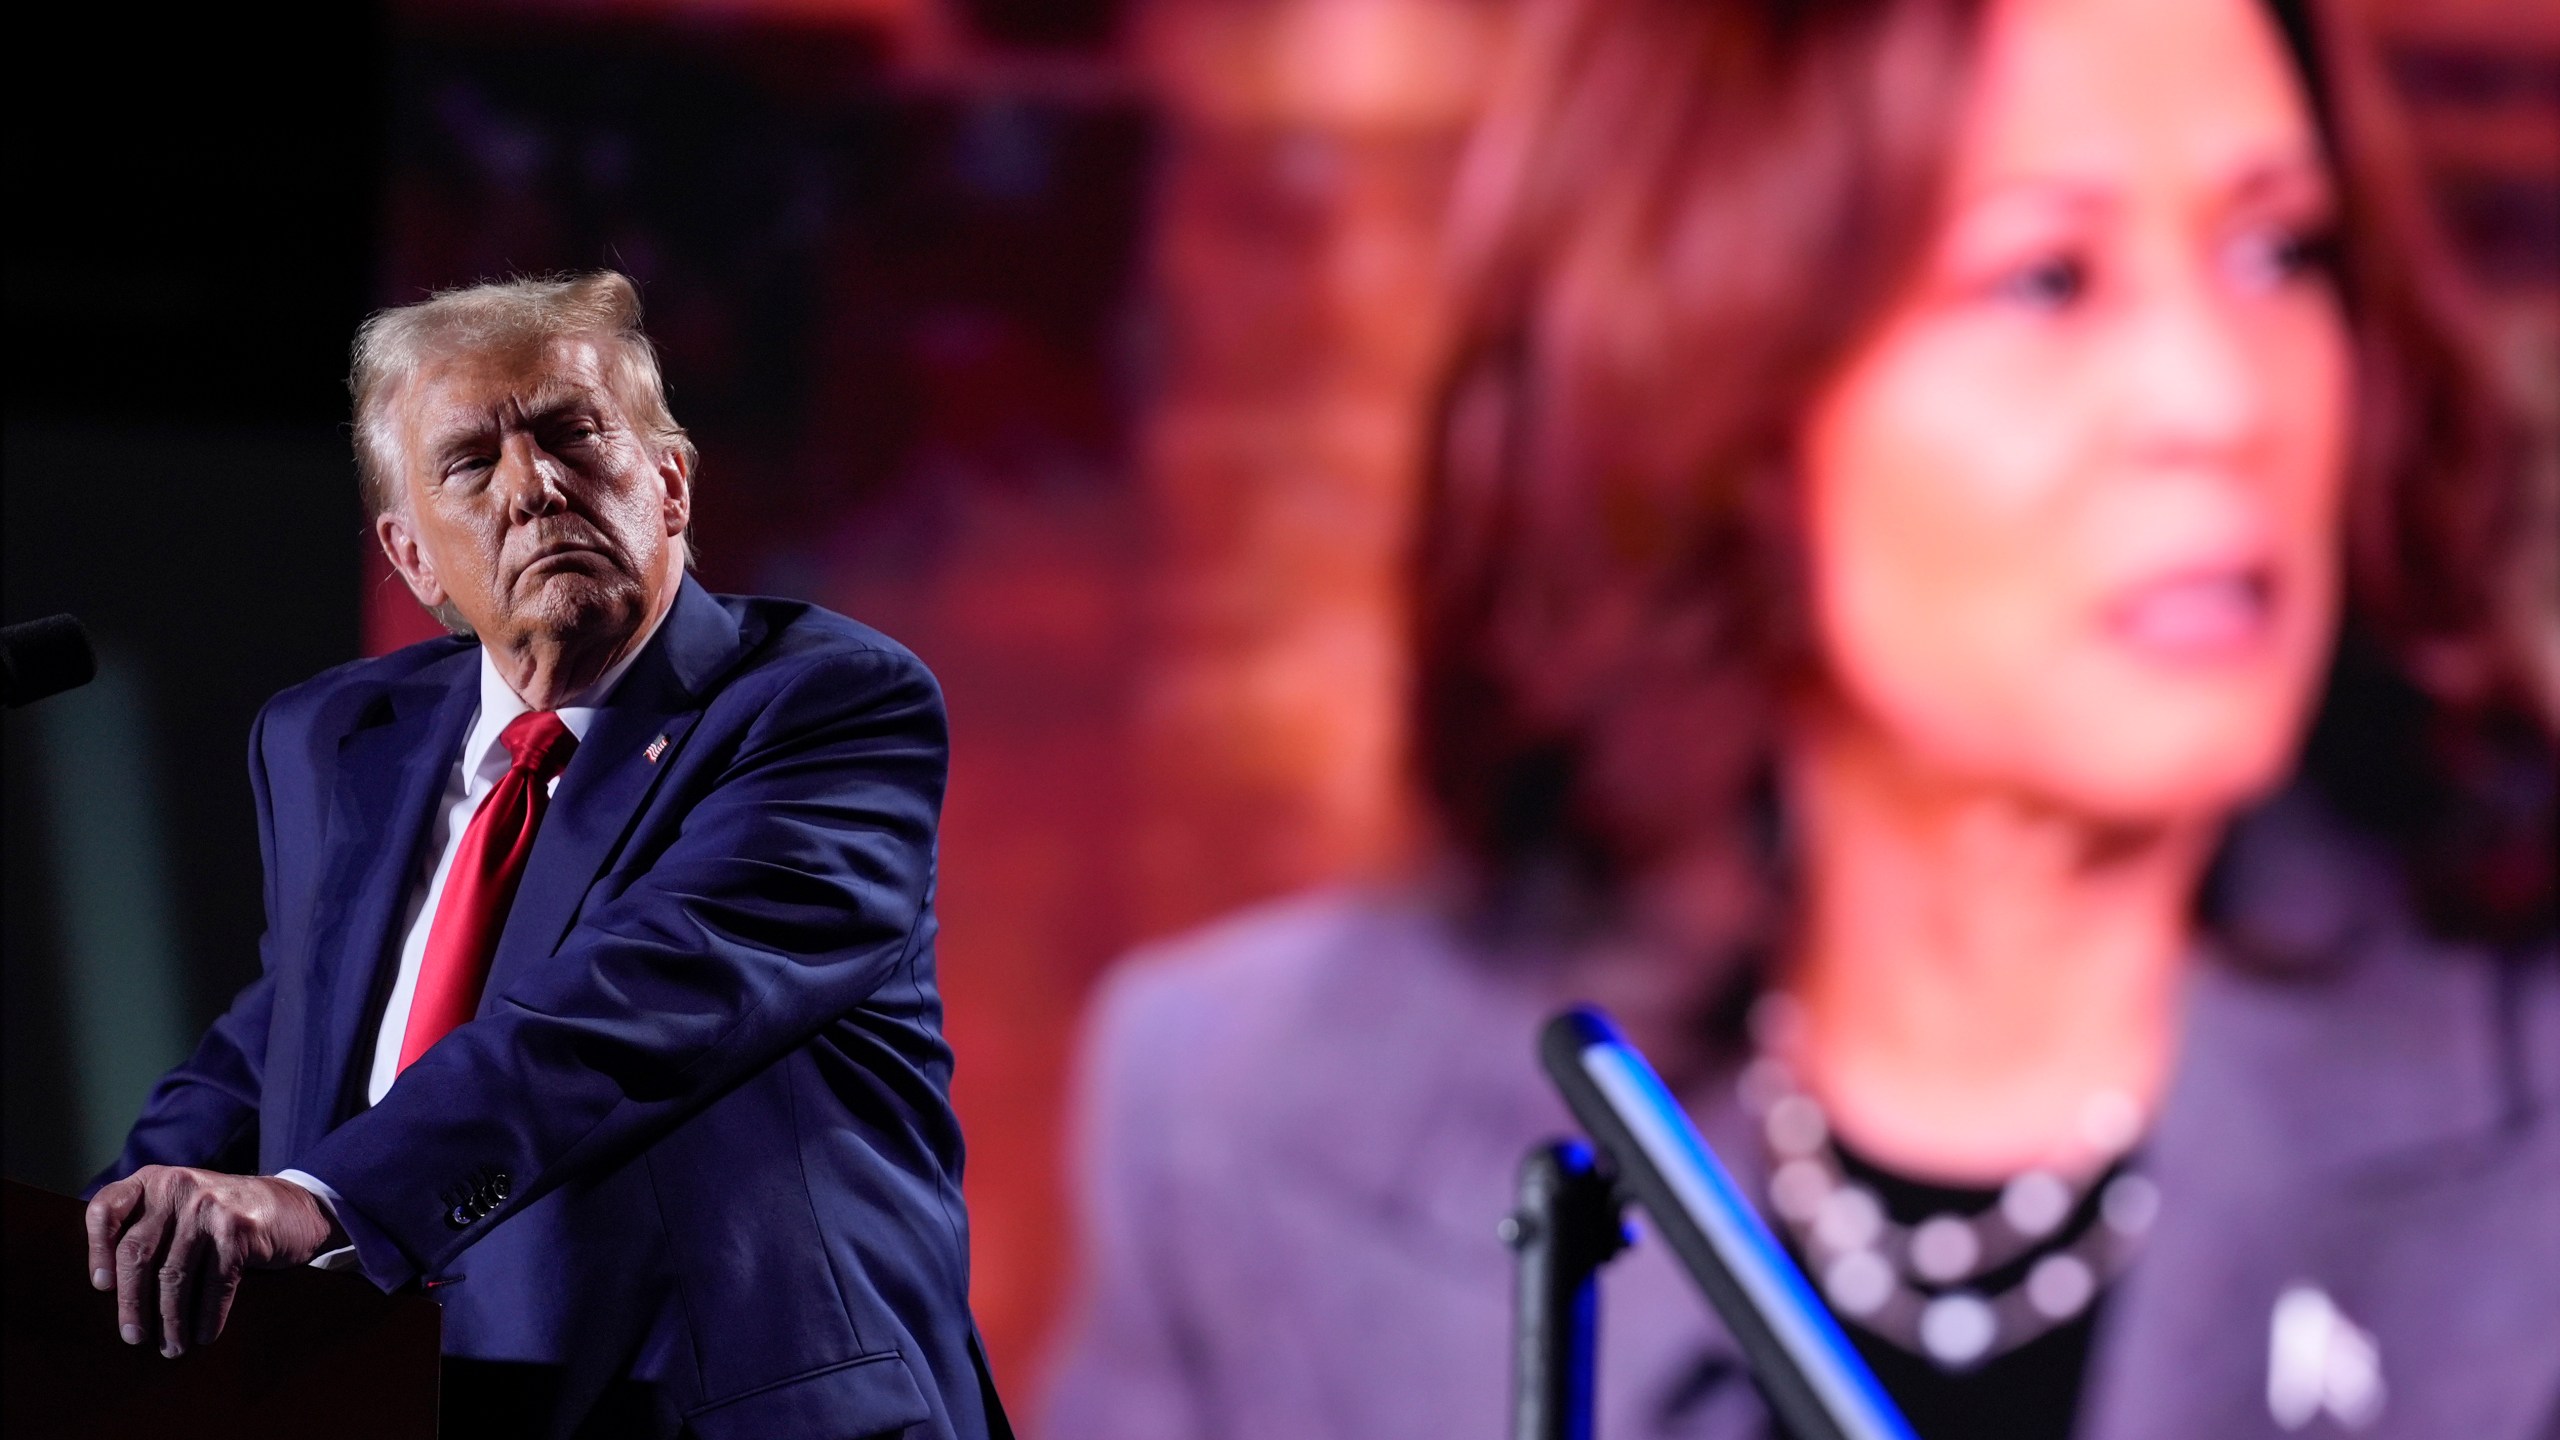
[375,509,447,609]
[658,445,693,537]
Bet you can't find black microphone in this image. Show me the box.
[1,614,98,708]
[1540,1007,1916,1440]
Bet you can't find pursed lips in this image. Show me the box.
[513,541,613,583]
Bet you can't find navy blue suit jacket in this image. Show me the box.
[99,579,996,1440]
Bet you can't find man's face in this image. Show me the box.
[377,335,690,658]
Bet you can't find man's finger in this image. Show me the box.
[157,1191,209,1357]
[193,1211,244,1347]
[84,1178,141,1291]
[112,1185,173,1347]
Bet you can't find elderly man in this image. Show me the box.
[82,272,1004,1440]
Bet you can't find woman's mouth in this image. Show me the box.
[2103,565,2276,660]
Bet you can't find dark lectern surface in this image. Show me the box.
[3,1178,439,1439]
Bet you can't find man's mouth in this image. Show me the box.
[516,543,614,584]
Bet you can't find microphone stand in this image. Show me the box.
[1511,1008,1917,1440]
[1504,1139,1628,1440]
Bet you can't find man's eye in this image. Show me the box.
[1991,254,2088,312]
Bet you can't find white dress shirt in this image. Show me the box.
[278,615,660,1252]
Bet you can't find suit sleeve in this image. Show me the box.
[291,644,945,1289]
[85,706,287,1194]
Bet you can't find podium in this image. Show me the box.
[3,1179,441,1439]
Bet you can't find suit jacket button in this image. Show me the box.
[447,1203,474,1229]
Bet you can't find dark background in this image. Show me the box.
[5,8,381,1183]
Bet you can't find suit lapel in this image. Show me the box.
[480,579,746,1001]
[293,651,478,1148]
[2079,940,2560,1440]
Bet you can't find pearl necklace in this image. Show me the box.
[1735,1029,2160,1371]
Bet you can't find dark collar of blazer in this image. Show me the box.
[292,577,746,1146]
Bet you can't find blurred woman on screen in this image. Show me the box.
[1045,0,2556,1435]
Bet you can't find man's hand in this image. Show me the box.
[84,1167,344,1357]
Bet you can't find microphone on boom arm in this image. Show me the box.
[1,614,99,708]
[1516,1006,1919,1440]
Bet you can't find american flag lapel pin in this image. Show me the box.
[644,734,670,764]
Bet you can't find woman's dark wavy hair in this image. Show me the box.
[1411,0,2554,957]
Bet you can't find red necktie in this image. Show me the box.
[397,709,578,1073]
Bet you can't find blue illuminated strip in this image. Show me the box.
[1582,1044,1916,1440]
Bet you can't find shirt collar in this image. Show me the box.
[460,603,669,781]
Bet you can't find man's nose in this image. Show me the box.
[493,434,568,521]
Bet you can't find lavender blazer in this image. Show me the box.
[1042,796,2560,1440]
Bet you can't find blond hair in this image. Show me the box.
[348,271,698,520]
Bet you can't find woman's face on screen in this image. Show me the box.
[1799,0,2350,822]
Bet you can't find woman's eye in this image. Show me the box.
[1991,254,2088,311]
[2226,222,2336,294]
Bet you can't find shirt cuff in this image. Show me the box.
[273,1169,359,1271]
